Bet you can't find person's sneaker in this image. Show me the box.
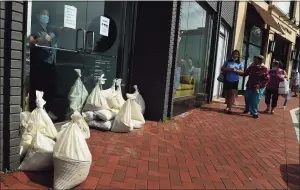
[243,110,249,114]
[48,111,58,120]
[253,115,259,119]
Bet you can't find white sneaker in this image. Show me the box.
[48,111,58,120]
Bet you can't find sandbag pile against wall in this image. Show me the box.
[20,91,58,158]
[83,76,120,131]
[53,113,92,190]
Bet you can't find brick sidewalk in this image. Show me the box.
[1,96,299,189]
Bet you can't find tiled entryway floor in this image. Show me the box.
[1,96,299,189]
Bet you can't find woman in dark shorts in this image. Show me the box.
[221,50,244,114]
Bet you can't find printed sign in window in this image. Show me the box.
[100,16,110,37]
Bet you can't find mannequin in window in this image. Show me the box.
[29,9,64,120]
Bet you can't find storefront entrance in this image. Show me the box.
[25,1,134,121]
[271,34,291,70]
[213,24,229,99]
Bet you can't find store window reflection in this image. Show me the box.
[175,2,212,97]
[238,25,263,92]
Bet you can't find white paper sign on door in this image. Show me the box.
[100,16,110,37]
[64,5,77,29]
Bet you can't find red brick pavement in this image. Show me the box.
[1,96,299,189]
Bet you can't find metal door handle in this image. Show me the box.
[76,28,86,53]
[85,30,95,54]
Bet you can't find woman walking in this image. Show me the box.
[243,55,269,119]
[291,69,299,97]
[221,50,244,114]
[264,61,287,114]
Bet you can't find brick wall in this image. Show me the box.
[0,1,24,171]
[0,1,5,171]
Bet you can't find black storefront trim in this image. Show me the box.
[3,1,12,171]
[206,1,222,103]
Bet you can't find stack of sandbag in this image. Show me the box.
[111,93,145,133]
[60,111,90,139]
[18,131,55,171]
[68,69,88,113]
[20,91,58,159]
[53,112,92,190]
[83,75,119,131]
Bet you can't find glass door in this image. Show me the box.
[83,1,124,91]
[27,1,88,121]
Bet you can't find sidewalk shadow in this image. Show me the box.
[280,164,300,190]
[24,171,53,188]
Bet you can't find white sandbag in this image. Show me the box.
[133,85,145,114]
[94,109,117,121]
[19,131,55,171]
[53,113,92,190]
[82,111,96,122]
[115,79,126,107]
[130,99,145,129]
[83,74,110,111]
[88,120,112,131]
[20,111,30,135]
[111,99,134,133]
[26,91,57,140]
[279,79,289,95]
[69,69,88,113]
[19,132,34,159]
[60,112,90,139]
[103,79,123,110]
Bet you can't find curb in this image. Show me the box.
[290,107,300,143]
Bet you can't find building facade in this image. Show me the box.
[0,1,237,171]
[234,1,300,93]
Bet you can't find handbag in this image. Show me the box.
[278,79,289,95]
[217,61,228,83]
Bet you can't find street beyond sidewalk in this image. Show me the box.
[1,96,299,189]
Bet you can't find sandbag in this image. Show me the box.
[115,79,126,107]
[19,131,55,171]
[83,74,110,111]
[69,69,88,113]
[26,91,57,139]
[60,111,90,139]
[94,109,117,121]
[82,111,96,122]
[279,79,289,95]
[53,113,92,190]
[103,79,123,110]
[111,99,135,133]
[130,99,145,129]
[19,132,34,159]
[133,85,145,114]
[20,91,57,157]
[88,120,112,131]
[20,111,30,135]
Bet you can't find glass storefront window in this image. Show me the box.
[239,25,263,92]
[175,1,212,98]
[24,1,124,122]
[249,26,262,46]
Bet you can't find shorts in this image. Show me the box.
[223,80,239,90]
